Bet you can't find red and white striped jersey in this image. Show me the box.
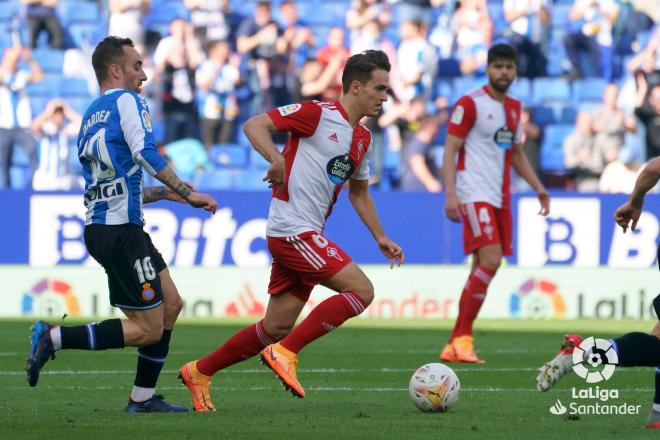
[265,100,372,237]
[447,86,523,209]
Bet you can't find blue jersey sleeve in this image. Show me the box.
[116,91,167,176]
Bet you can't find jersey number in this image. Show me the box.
[134,257,156,283]
[82,128,116,180]
[479,207,491,225]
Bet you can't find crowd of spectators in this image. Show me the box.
[0,0,658,193]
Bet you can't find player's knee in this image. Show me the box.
[263,321,294,341]
[353,280,375,306]
[480,255,502,271]
[163,294,183,320]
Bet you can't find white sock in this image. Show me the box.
[130,386,155,402]
[49,326,62,350]
[653,403,660,413]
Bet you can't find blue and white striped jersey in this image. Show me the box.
[77,89,167,226]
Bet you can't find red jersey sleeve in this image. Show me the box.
[447,95,477,139]
[266,101,322,137]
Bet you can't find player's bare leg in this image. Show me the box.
[262,263,374,398]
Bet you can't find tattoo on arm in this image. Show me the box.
[175,182,191,199]
[142,186,168,204]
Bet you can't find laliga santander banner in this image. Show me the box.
[3,265,658,320]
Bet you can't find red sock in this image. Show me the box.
[280,292,367,354]
[197,320,274,376]
[450,265,496,341]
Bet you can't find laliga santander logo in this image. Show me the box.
[509,278,566,319]
[572,337,618,383]
[22,278,81,316]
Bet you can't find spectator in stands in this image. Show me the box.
[563,110,617,191]
[396,19,437,103]
[563,0,619,80]
[108,0,150,50]
[634,71,660,159]
[598,148,642,193]
[184,0,231,46]
[277,0,315,103]
[346,0,391,47]
[628,26,660,88]
[196,40,241,148]
[299,27,349,101]
[154,18,205,143]
[21,0,64,49]
[503,0,549,78]
[30,98,82,190]
[592,83,636,154]
[454,0,493,75]
[399,97,449,192]
[236,1,284,114]
[520,107,541,177]
[0,45,42,189]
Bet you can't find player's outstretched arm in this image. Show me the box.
[511,142,549,215]
[347,178,404,268]
[153,166,218,214]
[614,156,660,232]
[143,182,195,204]
[443,134,464,222]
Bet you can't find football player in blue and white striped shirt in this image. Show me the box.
[27,36,217,413]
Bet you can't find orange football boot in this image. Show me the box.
[260,343,305,398]
[178,361,216,412]
[452,335,485,364]
[440,343,459,362]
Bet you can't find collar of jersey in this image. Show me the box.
[103,88,124,95]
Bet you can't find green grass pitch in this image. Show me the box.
[1,318,658,439]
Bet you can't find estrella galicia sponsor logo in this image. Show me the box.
[493,126,514,149]
[326,154,355,185]
[84,179,125,204]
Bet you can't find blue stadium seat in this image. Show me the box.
[145,2,190,28]
[532,77,570,105]
[67,96,94,114]
[194,169,234,190]
[210,144,249,168]
[68,23,98,47]
[560,106,577,124]
[508,77,531,102]
[32,49,64,74]
[551,5,571,29]
[437,59,461,78]
[12,146,31,167]
[60,77,90,97]
[305,2,346,26]
[234,169,269,190]
[9,166,31,190]
[531,105,556,127]
[0,1,20,22]
[572,78,607,104]
[540,123,573,172]
[250,148,270,169]
[29,96,49,116]
[26,75,61,97]
[452,76,483,101]
[61,2,99,25]
[383,148,400,171]
[433,79,453,100]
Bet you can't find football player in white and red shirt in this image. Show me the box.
[441,44,550,364]
[178,50,404,411]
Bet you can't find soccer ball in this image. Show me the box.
[408,363,460,412]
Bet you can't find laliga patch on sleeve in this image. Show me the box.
[278,103,302,116]
[141,109,153,132]
[450,105,464,124]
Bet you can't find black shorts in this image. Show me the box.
[84,224,167,310]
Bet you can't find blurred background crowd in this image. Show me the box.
[0,0,658,193]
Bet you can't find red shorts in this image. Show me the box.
[461,201,513,256]
[267,231,352,302]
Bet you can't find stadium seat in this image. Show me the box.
[194,169,234,190]
[532,77,570,105]
[234,169,268,190]
[572,78,607,104]
[383,148,400,171]
[12,146,31,167]
[540,123,573,172]
[61,2,99,25]
[0,1,20,22]
[26,75,61,97]
[67,23,98,48]
[437,59,461,79]
[560,106,577,124]
[452,76,483,101]
[9,165,31,190]
[59,77,91,97]
[551,5,571,29]
[531,105,556,127]
[209,144,249,168]
[433,79,453,101]
[305,2,346,26]
[32,49,64,74]
[508,77,531,102]
[29,96,49,116]
[145,2,190,28]
[250,148,270,169]
[67,96,94,114]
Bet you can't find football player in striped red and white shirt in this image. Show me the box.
[179,50,404,412]
[441,44,550,364]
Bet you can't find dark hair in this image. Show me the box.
[487,43,518,66]
[92,36,134,84]
[341,50,391,93]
